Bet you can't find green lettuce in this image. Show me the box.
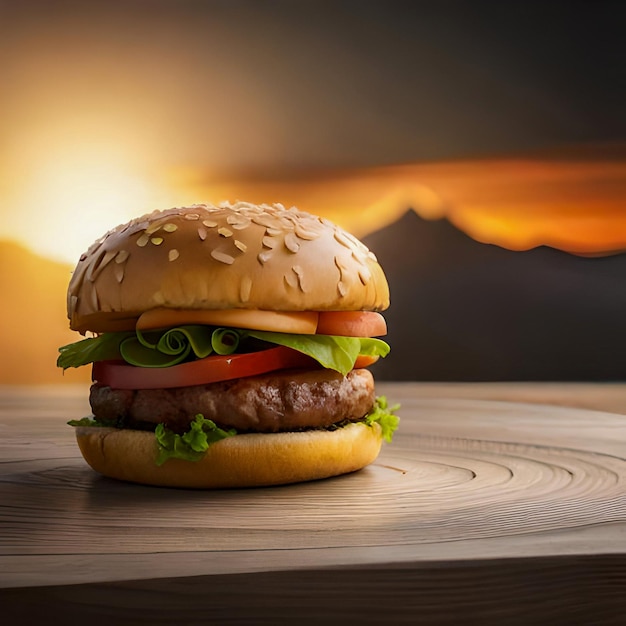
[57,332,134,370]
[57,325,390,375]
[57,326,234,370]
[67,416,118,428]
[154,415,236,465]
[364,396,400,442]
[152,398,399,465]
[120,325,217,367]
[249,331,389,375]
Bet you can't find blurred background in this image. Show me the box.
[0,0,624,384]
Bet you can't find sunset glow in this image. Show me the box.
[1,145,624,264]
[177,145,626,257]
[1,143,192,264]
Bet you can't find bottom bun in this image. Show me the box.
[74,422,383,488]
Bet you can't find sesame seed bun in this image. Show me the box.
[74,421,383,489]
[68,202,390,333]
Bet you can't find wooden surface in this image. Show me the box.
[1,382,625,624]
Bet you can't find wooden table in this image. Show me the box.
[1,382,625,624]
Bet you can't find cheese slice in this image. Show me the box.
[136,308,319,334]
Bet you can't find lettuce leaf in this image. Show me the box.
[153,397,398,466]
[67,416,118,428]
[57,325,390,375]
[57,332,133,370]
[119,325,216,368]
[364,396,400,442]
[154,415,236,465]
[248,331,389,375]
[57,326,235,370]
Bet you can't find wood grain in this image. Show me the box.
[1,383,625,624]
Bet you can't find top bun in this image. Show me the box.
[68,202,389,333]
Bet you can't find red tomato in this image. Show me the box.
[92,346,318,390]
[316,311,387,337]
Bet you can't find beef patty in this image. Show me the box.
[90,368,376,433]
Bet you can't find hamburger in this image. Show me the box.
[58,201,399,488]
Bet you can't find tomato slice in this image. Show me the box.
[353,354,380,368]
[316,311,387,337]
[92,346,319,390]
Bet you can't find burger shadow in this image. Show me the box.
[79,469,346,514]
[44,460,393,541]
[85,473,265,500]
[78,462,389,511]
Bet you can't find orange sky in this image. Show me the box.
[1,144,624,263]
[174,145,626,257]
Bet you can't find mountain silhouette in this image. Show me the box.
[363,210,626,381]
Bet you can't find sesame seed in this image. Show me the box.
[334,254,348,271]
[163,223,178,232]
[211,249,235,264]
[240,276,253,302]
[295,224,320,240]
[136,233,150,247]
[284,232,300,253]
[333,230,354,250]
[169,249,180,261]
[86,249,117,282]
[89,284,99,310]
[227,214,250,226]
[232,223,250,231]
[292,265,307,292]
[234,239,247,252]
[218,227,233,237]
[344,230,366,250]
[151,237,164,245]
[252,215,282,229]
[114,264,125,283]
[351,250,368,266]
[358,267,371,285]
[257,250,272,264]
[231,217,251,229]
[115,250,129,264]
[284,272,298,289]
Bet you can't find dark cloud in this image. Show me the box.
[1,1,623,171]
